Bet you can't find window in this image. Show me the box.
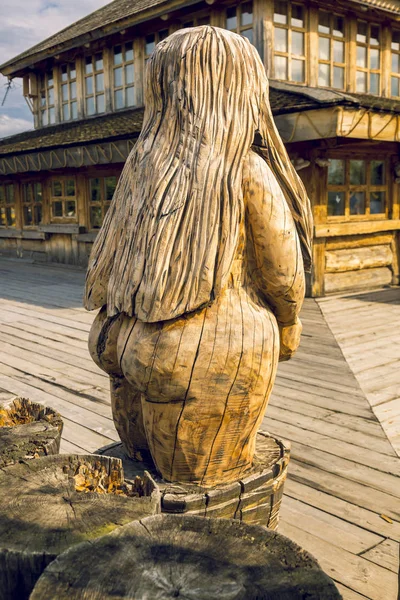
[327,158,387,218]
[225,2,253,44]
[50,178,77,220]
[145,30,169,61]
[318,12,345,90]
[60,63,78,121]
[22,183,43,227]
[88,176,118,229]
[0,184,16,228]
[391,31,400,97]
[39,71,55,126]
[85,53,105,116]
[273,1,306,83]
[356,22,381,94]
[113,42,136,110]
[182,15,210,28]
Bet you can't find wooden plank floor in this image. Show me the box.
[0,259,398,600]
[318,288,400,458]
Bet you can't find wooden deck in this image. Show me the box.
[0,258,398,600]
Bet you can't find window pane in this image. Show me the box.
[318,11,330,35]
[274,1,287,25]
[241,2,252,26]
[105,176,117,200]
[328,159,345,184]
[42,110,48,126]
[6,185,14,203]
[23,205,33,226]
[226,7,237,30]
[333,40,344,63]
[63,103,70,121]
[34,204,42,225]
[70,65,76,79]
[0,186,4,202]
[183,21,194,28]
[34,183,42,201]
[392,31,400,51]
[356,71,367,92]
[333,66,344,89]
[392,53,399,73]
[274,55,288,79]
[145,34,156,55]
[242,28,253,44]
[292,31,304,55]
[52,181,62,197]
[350,192,365,215]
[126,86,135,107]
[48,87,54,105]
[319,37,330,61]
[125,42,134,61]
[61,84,68,101]
[47,71,54,87]
[319,63,330,86]
[49,108,55,124]
[6,207,16,227]
[291,5,304,28]
[0,207,5,226]
[370,26,380,46]
[370,73,380,94]
[66,180,75,196]
[95,73,104,92]
[86,97,95,116]
[114,46,122,65]
[371,161,385,185]
[90,206,103,229]
[125,64,134,85]
[357,46,367,68]
[159,29,169,40]
[71,101,78,120]
[115,89,124,109]
[95,53,103,70]
[370,48,380,70]
[114,67,123,88]
[70,81,77,100]
[97,94,105,114]
[370,191,385,214]
[350,160,366,185]
[328,191,345,216]
[333,16,344,37]
[85,57,93,74]
[391,76,399,96]
[66,200,76,217]
[292,59,305,82]
[275,28,288,52]
[53,201,63,217]
[357,22,367,44]
[41,91,46,107]
[86,76,93,95]
[90,178,101,201]
[61,65,68,82]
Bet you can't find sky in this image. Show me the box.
[0,0,111,140]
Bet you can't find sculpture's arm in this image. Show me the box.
[243,151,305,360]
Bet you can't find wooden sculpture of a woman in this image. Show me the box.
[84,27,312,487]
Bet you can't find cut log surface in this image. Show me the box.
[32,514,341,600]
[0,453,160,600]
[0,397,63,468]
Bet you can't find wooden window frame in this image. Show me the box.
[390,29,400,98]
[22,182,43,228]
[355,20,381,95]
[326,157,389,222]
[87,174,118,231]
[273,1,307,85]
[39,71,55,126]
[113,41,136,110]
[181,11,211,28]
[0,183,16,228]
[224,1,253,44]
[60,62,78,122]
[50,177,78,223]
[144,29,170,61]
[317,10,346,90]
[84,52,105,116]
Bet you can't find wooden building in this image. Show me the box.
[0,0,399,296]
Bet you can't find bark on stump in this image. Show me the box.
[0,453,160,600]
[31,514,342,599]
[0,397,63,468]
[98,431,289,529]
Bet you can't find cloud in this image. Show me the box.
[0,115,33,139]
[0,0,110,138]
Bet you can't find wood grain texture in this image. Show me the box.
[84,27,310,486]
[31,514,341,600]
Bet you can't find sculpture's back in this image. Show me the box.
[85,26,312,487]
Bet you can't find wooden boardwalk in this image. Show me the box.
[0,258,398,600]
[319,288,400,457]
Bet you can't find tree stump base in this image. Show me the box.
[31,514,341,599]
[0,397,63,468]
[98,431,289,529]
[0,453,160,600]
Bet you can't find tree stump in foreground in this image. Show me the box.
[0,397,63,468]
[98,431,290,529]
[0,453,160,600]
[31,514,342,600]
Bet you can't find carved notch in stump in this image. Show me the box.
[0,397,63,468]
[31,514,342,599]
[0,454,160,600]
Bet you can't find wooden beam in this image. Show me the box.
[315,219,400,238]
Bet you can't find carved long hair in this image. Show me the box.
[84,26,312,322]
